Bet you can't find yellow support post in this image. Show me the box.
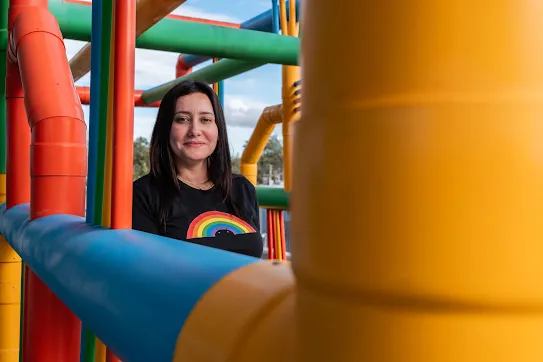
[0,174,21,362]
[279,0,300,192]
[293,1,543,361]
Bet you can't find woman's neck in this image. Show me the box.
[176,160,209,184]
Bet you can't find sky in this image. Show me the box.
[66,0,285,157]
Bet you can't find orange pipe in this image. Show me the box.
[76,86,160,108]
[11,6,86,361]
[110,0,135,229]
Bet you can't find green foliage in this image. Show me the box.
[133,136,150,180]
[255,134,283,184]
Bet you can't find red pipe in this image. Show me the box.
[11,5,86,361]
[76,86,160,107]
[175,54,193,78]
[111,0,135,228]
[6,2,43,361]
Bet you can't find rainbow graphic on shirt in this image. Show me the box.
[186,210,256,239]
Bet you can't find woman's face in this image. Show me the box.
[170,92,219,166]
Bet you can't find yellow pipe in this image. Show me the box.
[69,0,187,82]
[0,172,21,362]
[278,0,288,36]
[279,0,300,192]
[293,0,543,361]
[94,340,106,362]
[287,0,296,37]
[240,104,282,186]
[172,260,295,362]
[101,62,114,229]
[0,240,21,362]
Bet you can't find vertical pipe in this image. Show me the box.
[5,0,35,360]
[271,0,279,34]
[101,49,114,229]
[81,0,103,356]
[294,1,543,362]
[279,0,300,192]
[93,0,113,225]
[12,5,86,362]
[107,0,134,359]
[110,0,135,230]
[86,0,104,225]
[0,0,22,360]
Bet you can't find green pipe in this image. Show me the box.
[85,0,114,359]
[256,187,290,210]
[92,0,113,227]
[0,0,7,174]
[48,0,300,66]
[141,59,264,104]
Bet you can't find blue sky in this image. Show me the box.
[66,0,286,157]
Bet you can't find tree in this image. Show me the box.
[231,153,241,174]
[133,136,150,180]
[241,134,284,185]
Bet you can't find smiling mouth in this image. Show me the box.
[184,142,206,147]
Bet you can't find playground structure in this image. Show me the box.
[2,0,543,361]
[1,0,296,360]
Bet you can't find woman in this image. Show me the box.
[132,80,263,258]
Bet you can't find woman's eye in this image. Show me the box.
[201,118,212,123]
[176,117,189,123]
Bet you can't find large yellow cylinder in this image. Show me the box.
[293,1,543,361]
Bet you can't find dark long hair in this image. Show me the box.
[149,80,238,233]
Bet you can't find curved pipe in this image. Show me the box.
[240,104,283,185]
[10,6,87,360]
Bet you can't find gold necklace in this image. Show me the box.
[177,176,214,190]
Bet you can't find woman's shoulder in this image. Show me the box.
[232,174,256,192]
[133,173,153,188]
[133,173,161,197]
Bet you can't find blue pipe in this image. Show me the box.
[271,0,280,34]
[85,0,102,225]
[0,204,258,362]
[180,0,300,69]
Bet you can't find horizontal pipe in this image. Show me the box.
[256,187,290,209]
[0,203,259,362]
[76,86,160,107]
[177,0,300,74]
[141,59,263,104]
[63,0,240,27]
[49,1,299,66]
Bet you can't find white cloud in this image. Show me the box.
[171,4,240,23]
